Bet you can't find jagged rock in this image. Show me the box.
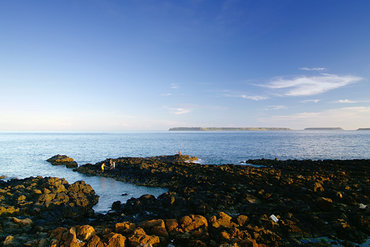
[180,215,208,232]
[209,212,235,228]
[115,222,136,234]
[238,238,259,247]
[112,200,122,211]
[127,227,160,246]
[76,225,95,241]
[313,182,324,192]
[2,235,14,246]
[35,156,370,246]
[86,235,104,247]
[0,176,99,247]
[237,215,249,226]
[140,219,168,237]
[12,217,32,226]
[165,219,179,232]
[105,232,126,247]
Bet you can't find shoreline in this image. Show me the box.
[1,155,369,246]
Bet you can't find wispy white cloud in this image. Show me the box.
[299,67,327,71]
[335,99,370,104]
[224,92,268,101]
[161,83,179,96]
[266,105,287,110]
[258,106,370,130]
[264,73,362,96]
[168,107,192,115]
[336,99,357,103]
[241,94,268,101]
[161,93,173,96]
[301,99,320,103]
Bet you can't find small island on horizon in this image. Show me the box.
[357,128,370,130]
[169,127,291,131]
[304,127,343,131]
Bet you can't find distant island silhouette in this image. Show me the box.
[357,128,370,130]
[169,127,291,131]
[304,127,343,130]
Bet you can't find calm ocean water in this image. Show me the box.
[1,130,369,212]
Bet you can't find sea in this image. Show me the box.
[0,130,369,213]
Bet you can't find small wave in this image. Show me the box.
[239,161,266,168]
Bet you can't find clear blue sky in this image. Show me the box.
[1,0,369,130]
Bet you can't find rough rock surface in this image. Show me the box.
[0,176,99,246]
[73,156,369,246]
[47,154,78,168]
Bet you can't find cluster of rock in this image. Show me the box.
[0,176,99,246]
[45,212,263,247]
[3,155,368,246]
[75,156,369,245]
[47,155,78,168]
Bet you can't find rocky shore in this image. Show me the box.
[1,155,369,246]
[0,176,98,246]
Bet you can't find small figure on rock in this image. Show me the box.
[110,159,116,169]
[178,150,182,156]
[101,163,105,172]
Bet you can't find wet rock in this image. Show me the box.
[47,154,78,168]
[112,200,122,211]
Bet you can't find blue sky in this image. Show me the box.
[1,0,369,130]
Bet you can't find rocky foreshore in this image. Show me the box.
[1,155,369,246]
[0,176,98,246]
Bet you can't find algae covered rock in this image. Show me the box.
[47,154,78,168]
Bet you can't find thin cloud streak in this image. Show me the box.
[161,93,173,96]
[299,67,327,71]
[264,73,362,96]
[168,107,192,115]
[258,106,370,130]
[301,99,320,103]
[266,105,287,110]
[224,93,268,101]
[335,99,370,104]
[241,95,268,101]
[337,99,357,103]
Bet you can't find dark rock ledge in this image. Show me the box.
[74,156,369,246]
